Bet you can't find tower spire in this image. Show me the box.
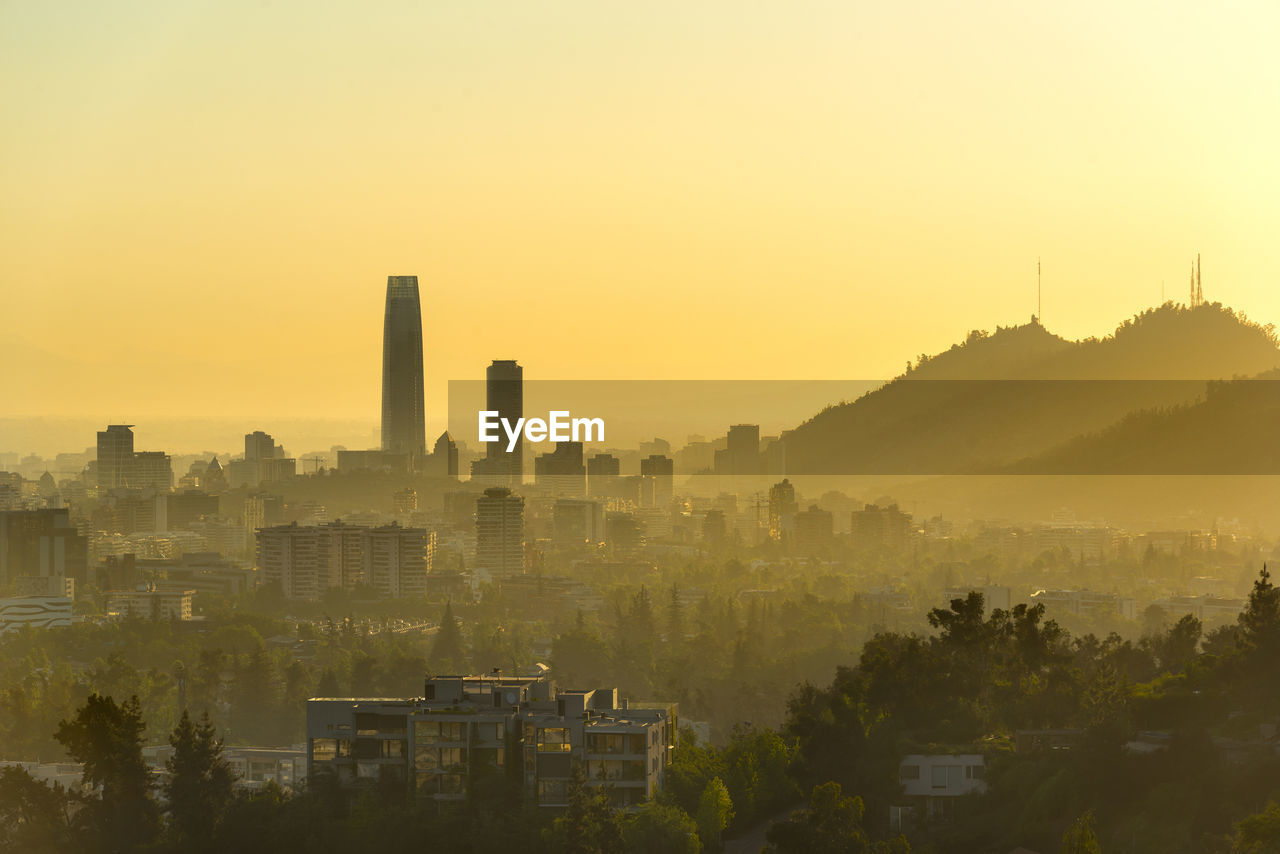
[1037,257,1041,325]
[1187,253,1198,307]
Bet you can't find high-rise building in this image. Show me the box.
[768,478,797,542]
[639,454,674,506]
[256,520,433,601]
[429,431,459,478]
[381,276,426,459]
[96,425,135,490]
[0,508,88,587]
[474,487,524,577]
[714,424,762,476]
[131,451,173,492]
[794,505,834,555]
[586,453,620,498]
[364,524,435,599]
[245,431,276,463]
[534,442,586,497]
[484,359,523,484]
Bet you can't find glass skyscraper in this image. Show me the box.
[381,275,426,458]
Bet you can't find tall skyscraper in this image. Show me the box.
[381,276,426,459]
[96,425,135,490]
[485,359,523,484]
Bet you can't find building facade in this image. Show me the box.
[381,275,427,459]
[306,673,676,808]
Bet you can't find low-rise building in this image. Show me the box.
[306,673,675,808]
[106,583,193,621]
[894,754,987,827]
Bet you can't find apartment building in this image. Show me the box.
[306,673,676,808]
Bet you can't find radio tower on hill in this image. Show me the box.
[1189,254,1204,307]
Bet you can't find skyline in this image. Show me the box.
[6,2,1280,426]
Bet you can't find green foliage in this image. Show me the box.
[1059,810,1102,854]
[0,765,72,853]
[694,776,732,850]
[766,782,910,854]
[54,693,160,852]
[1230,800,1280,854]
[623,801,700,854]
[165,710,235,849]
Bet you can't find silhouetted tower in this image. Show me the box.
[1188,255,1204,307]
[381,276,426,459]
[485,360,524,485]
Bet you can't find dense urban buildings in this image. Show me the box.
[380,275,427,460]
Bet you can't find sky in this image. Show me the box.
[4,1,1280,442]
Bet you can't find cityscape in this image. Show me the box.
[6,4,1280,854]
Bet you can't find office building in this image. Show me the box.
[429,431,459,478]
[586,453,620,498]
[96,425,135,490]
[534,442,586,497]
[713,424,761,476]
[306,672,676,808]
[474,360,523,485]
[0,508,88,587]
[381,276,427,459]
[638,455,673,506]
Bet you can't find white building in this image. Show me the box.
[895,754,987,826]
[0,596,73,633]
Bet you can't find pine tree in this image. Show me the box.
[54,694,160,851]
[165,710,234,850]
[430,601,468,674]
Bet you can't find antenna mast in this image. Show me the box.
[1037,257,1042,324]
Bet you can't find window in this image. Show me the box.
[538,727,571,752]
[931,765,963,789]
[312,738,338,762]
[899,764,920,781]
[538,779,569,805]
[966,765,984,780]
[415,721,464,744]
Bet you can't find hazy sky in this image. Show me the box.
[5,1,1280,439]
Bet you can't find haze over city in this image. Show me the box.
[6,1,1280,426]
[7,4,1280,854]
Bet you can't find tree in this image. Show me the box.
[550,764,624,854]
[54,693,160,852]
[430,601,467,674]
[695,777,733,851]
[1230,799,1280,854]
[623,801,700,854]
[1240,566,1280,655]
[0,765,72,852]
[1059,810,1102,854]
[165,710,235,849]
[766,782,909,854]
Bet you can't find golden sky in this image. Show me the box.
[5,1,1280,439]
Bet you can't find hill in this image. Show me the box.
[780,303,1280,475]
